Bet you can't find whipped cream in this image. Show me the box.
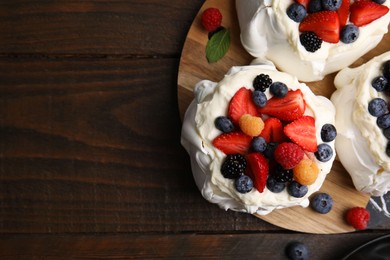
[181,63,336,215]
[236,0,390,82]
[331,51,390,196]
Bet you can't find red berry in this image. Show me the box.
[212,131,252,155]
[259,117,287,143]
[299,11,340,43]
[284,116,317,152]
[246,153,269,193]
[228,87,259,125]
[201,7,223,32]
[274,142,304,170]
[350,1,389,27]
[345,207,370,230]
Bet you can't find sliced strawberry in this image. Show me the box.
[259,117,287,143]
[295,0,310,8]
[284,116,317,152]
[299,11,340,43]
[246,153,269,193]
[337,0,350,27]
[212,131,252,155]
[258,90,306,122]
[350,1,389,27]
[228,87,259,125]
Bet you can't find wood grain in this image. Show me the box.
[178,0,390,233]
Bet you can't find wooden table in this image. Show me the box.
[0,1,389,259]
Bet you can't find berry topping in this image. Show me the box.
[228,87,259,125]
[201,7,223,32]
[340,24,359,44]
[272,164,294,183]
[311,193,333,214]
[270,82,289,98]
[246,153,269,193]
[295,0,310,9]
[377,114,390,129]
[274,142,305,170]
[383,127,390,140]
[251,136,267,152]
[350,1,389,27]
[239,114,265,137]
[368,98,388,117]
[221,154,247,179]
[371,76,388,92]
[266,176,286,193]
[287,3,307,22]
[285,241,309,260]
[300,31,322,52]
[252,90,268,107]
[315,143,333,162]
[214,116,234,133]
[258,89,306,121]
[308,0,322,13]
[260,117,286,143]
[321,0,342,11]
[253,74,272,92]
[383,60,390,80]
[293,158,319,185]
[235,175,254,193]
[212,132,252,155]
[320,123,337,142]
[337,0,350,27]
[284,116,318,152]
[345,207,370,230]
[299,11,340,43]
[288,181,309,198]
[264,142,279,159]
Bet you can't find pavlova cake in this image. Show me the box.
[236,0,390,82]
[331,51,390,196]
[181,63,337,215]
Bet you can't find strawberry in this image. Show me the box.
[212,131,252,155]
[246,153,269,193]
[337,0,350,27]
[345,207,370,230]
[350,1,389,27]
[274,142,304,170]
[258,89,306,121]
[260,117,287,143]
[228,87,259,125]
[201,7,223,32]
[299,11,340,43]
[295,0,310,8]
[284,116,318,152]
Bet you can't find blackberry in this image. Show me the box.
[272,164,293,183]
[221,154,247,179]
[300,31,322,53]
[253,74,272,92]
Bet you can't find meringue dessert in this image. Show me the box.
[331,51,390,196]
[236,0,390,82]
[181,63,337,215]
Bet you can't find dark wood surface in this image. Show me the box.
[0,0,389,259]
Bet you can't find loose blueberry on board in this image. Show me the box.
[321,0,342,11]
[251,136,267,152]
[299,31,322,52]
[253,74,272,92]
[368,98,388,117]
[371,76,388,92]
[311,193,333,214]
[235,175,254,193]
[221,154,247,179]
[285,241,309,260]
[215,116,234,133]
[320,123,337,142]
[252,90,267,107]
[377,114,390,129]
[315,143,333,162]
[266,176,286,193]
[270,82,288,98]
[287,3,307,22]
[288,181,308,198]
[340,24,359,44]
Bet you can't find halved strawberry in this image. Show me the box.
[284,116,317,152]
[246,153,269,193]
[295,0,310,8]
[258,89,306,121]
[228,87,259,125]
[259,117,287,143]
[337,0,350,27]
[350,1,389,27]
[299,11,340,43]
[212,131,252,155]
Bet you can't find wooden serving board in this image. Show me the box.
[178,0,390,234]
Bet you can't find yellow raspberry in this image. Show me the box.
[239,114,264,137]
[293,158,319,185]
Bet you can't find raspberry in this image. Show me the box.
[239,114,264,137]
[274,142,304,170]
[345,207,370,230]
[201,8,223,32]
[293,158,319,185]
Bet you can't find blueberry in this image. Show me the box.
[315,143,333,162]
[251,136,267,152]
[285,242,309,260]
[264,142,278,159]
[214,116,234,133]
[287,3,307,22]
[368,98,388,117]
[383,127,390,140]
[235,175,253,193]
[373,0,386,4]
[377,114,390,129]
[321,124,337,142]
[321,0,342,10]
[266,176,286,193]
[308,0,322,13]
[311,193,333,214]
[340,24,359,44]
[371,76,388,92]
[270,82,288,98]
[252,90,267,107]
[383,60,390,80]
[386,142,390,157]
[288,181,308,198]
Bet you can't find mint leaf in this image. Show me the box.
[206,28,230,63]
